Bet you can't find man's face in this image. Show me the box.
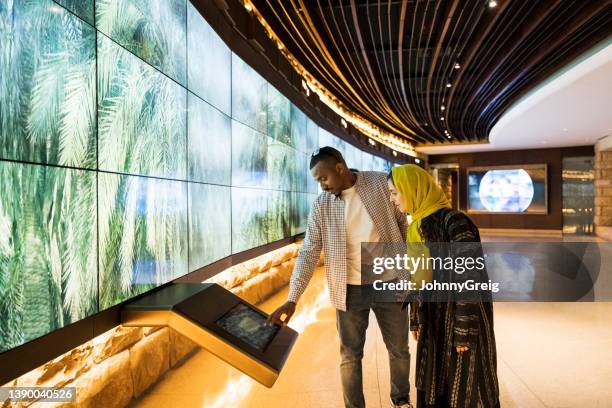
[310,161,345,196]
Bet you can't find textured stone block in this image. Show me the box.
[594,196,612,206]
[41,350,133,408]
[142,326,163,337]
[208,263,257,290]
[169,328,198,367]
[595,179,612,188]
[269,244,298,267]
[594,215,612,226]
[94,326,144,364]
[13,343,94,392]
[129,328,170,398]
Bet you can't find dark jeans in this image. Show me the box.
[336,283,411,408]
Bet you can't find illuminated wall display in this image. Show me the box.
[467,165,548,214]
[0,0,397,354]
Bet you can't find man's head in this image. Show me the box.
[309,146,353,196]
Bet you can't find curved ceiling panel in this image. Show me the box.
[249,0,612,145]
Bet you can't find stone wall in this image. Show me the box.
[594,148,612,240]
[2,241,321,408]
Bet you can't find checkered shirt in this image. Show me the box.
[287,171,408,311]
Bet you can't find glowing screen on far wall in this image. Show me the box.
[468,165,547,214]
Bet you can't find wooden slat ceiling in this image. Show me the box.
[250,0,612,145]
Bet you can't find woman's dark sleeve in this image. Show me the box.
[447,213,484,348]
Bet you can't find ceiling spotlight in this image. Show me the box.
[341,119,348,128]
[244,1,253,12]
[392,151,398,157]
[441,105,446,111]
[415,158,421,164]
[488,1,498,8]
[440,117,445,121]
[447,134,452,138]
[369,138,376,146]
[446,83,452,88]
[454,62,461,69]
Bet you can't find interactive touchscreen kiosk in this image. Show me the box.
[121,283,298,387]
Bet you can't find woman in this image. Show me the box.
[388,164,499,408]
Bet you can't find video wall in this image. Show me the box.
[0,0,395,353]
[467,165,548,213]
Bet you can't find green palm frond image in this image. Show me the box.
[232,120,268,188]
[188,94,231,185]
[0,0,96,168]
[54,0,94,25]
[232,54,268,134]
[268,191,292,242]
[98,173,188,309]
[187,1,231,115]
[96,0,187,85]
[267,86,292,147]
[189,183,231,271]
[0,162,97,353]
[232,188,270,253]
[97,35,186,179]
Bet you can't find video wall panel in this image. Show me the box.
[96,0,187,86]
[0,0,398,353]
[188,93,231,185]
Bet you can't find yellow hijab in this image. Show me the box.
[391,164,450,283]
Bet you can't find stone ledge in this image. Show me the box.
[596,226,612,241]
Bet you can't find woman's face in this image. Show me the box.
[388,179,408,213]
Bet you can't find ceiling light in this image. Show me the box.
[369,138,376,146]
[341,119,348,128]
[415,158,421,164]
[392,151,398,157]
[441,105,445,111]
[440,117,445,121]
[488,1,498,8]
[446,83,452,88]
[244,2,253,12]
[454,62,461,70]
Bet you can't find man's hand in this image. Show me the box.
[266,301,296,326]
[456,346,470,353]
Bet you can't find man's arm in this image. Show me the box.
[267,200,323,326]
[287,201,323,303]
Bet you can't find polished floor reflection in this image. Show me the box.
[131,234,612,408]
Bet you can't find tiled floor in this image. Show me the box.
[132,234,612,408]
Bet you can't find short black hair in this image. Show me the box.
[309,146,346,170]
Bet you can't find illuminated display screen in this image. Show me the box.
[215,303,280,352]
[0,0,395,354]
[468,165,547,213]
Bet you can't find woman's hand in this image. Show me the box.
[411,329,419,341]
[456,346,470,353]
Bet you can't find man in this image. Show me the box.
[267,147,412,408]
